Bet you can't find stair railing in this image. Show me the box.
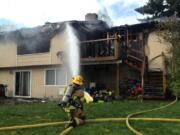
[162,52,167,96]
[141,56,146,96]
[124,47,144,71]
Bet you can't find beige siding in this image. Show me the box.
[0,32,66,68]
[31,68,45,98]
[45,86,66,99]
[0,66,67,98]
[31,67,66,98]
[17,32,66,66]
[50,33,65,64]
[17,53,51,66]
[147,32,170,70]
[0,41,17,67]
[31,66,67,98]
[0,70,14,97]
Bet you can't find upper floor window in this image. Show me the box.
[17,39,50,55]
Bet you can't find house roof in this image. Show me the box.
[0,20,108,55]
[0,20,157,55]
[108,21,157,34]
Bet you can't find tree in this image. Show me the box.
[159,16,180,96]
[136,0,180,19]
[136,0,180,96]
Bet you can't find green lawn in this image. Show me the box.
[0,99,180,135]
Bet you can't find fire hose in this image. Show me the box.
[126,97,178,135]
[0,118,180,134]
[0,117,180,134]
[0,98,178,135]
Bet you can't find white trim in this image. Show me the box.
[44,67,68,87]
[13,70,32,98]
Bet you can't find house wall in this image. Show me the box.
[0,31,80,99]
[0,64,140,98]
[146,31,170,70]
[0,69,14,96]
[0,41,17,67]
[0,66,68,98]
[0,32,65,68]
[50,33,65,64]
[17,53,51,66]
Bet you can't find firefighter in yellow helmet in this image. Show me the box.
[59,75,86,128]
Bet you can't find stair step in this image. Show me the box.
[144,86,163,88]
[144,83,163,86]
[144,86,163,89]
[143,71,165,99]
[144,91,163,94]
[147,74,163,78]
[144,90,163,93]
[147,75,162,78]
[147,74,162,76]
[148,71,163,73]
[143,94,165,99]
[145,80,163,82]
[146,73,162,76]
[144,91,164,94]
[144,88,163,92]
[147,76,162,78]
[144,89,163,92]
[143,92,164,96]
[145,79,162,81]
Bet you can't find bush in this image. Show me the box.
[169,74,180,97]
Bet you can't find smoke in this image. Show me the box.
[98,6,113,27]
[96,0,113,27]
[0,18,25,32]
[63,23,80,77]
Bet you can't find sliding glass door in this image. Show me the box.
[15,71,31,97]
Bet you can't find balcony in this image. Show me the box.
[80,37,119,63]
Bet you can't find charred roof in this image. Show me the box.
[108,21,157,34]
[0,21,157,55]
[0,20,108,55]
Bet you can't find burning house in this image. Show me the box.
[0,14,169,99]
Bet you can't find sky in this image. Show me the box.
[0,0,148,28]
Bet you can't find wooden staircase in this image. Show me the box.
[123,47,167,99]
[143,71,165,98]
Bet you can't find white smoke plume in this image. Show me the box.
[98,6,113,27]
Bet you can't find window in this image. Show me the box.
[46,70,55,85]
[45,68,66,85]
[56,69,66,85]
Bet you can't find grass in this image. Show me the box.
[0,99,180,135]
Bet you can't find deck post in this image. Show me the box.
[115,63,120,98]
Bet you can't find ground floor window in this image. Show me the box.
[45,68,67,86]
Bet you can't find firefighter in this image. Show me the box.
[59,75,86,128]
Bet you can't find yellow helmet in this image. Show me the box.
[72,75,84,86]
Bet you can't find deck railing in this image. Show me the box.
[80,37,119,62]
